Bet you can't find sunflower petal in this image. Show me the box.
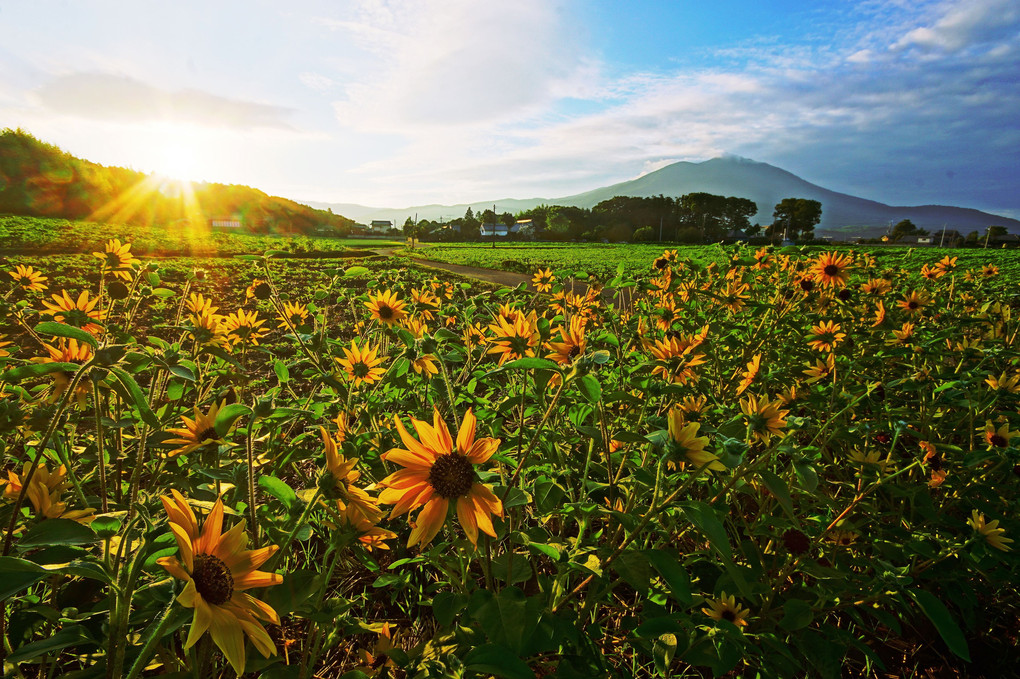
[209,605,248,675]
[457,408,478,455]
[457,496,479,545]
[408,498,448,547]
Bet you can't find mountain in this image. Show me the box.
[306,156,1020,236]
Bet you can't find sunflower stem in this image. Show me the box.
[265,487,322,572]
[124,597,177,679]
[245,415,260,547]
[93,380,109,513]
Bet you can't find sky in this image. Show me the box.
[1,0,1018,218]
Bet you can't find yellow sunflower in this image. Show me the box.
[861,278,891,296]
[2,462,96,524]
[546,316,587,366]
[222,309,268,347]
[702,592,750,628]
[411,354,439,377]
[810,251,853,288]
[365,290,407,326]
[156,491,283,675]
[487,310,540,366]
[666,409,723,472]
[532,267,556,293]
[967,510,1013,551]
[897,290,929,315]
[276,301,310,331]
[807,320,845,353]
[648,332,708,385]
[740,394,788,443]
[982,420,1019,450]
[163,402,227,457]
[378,408,503,548]
[186,292,218,316]
[41,289,106,334]
[336,340,386,386]
[8,264,48,292]
[32,338,93,407]
[802,353,836,384]
[984,371,1020,393]
[92,238,141,281]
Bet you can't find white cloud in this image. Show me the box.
[892,0,1020,52]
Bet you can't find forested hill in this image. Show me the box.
[0,129,355,235]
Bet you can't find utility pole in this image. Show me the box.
[984,226,991,249]
[491,203,497,249]
[659,215,663,242]
[938,223,947,247]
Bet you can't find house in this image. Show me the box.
[480,223,521,237]
[210,218,242,231]
[370,220,393,233]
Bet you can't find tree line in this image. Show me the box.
[0,129,355,236]
[408,195,822,244]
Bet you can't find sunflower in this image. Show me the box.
[702,592,749,628]
[487,310,540,366]
[41,289,106,334]
[546,316,586,366]
[410,287,440,321]
[8,264,48,292]
[982,263,1000,278]
[156,491,283,675]
[967,510,1013,551]
[378,408,503,548]
[2,462,96,524]
[861,278,891,296]
[0,334,11,358]
[276,301,310,331]
[462,322,487,350]
[653,299,679,330]
[666,409,723,472]
[32,338,93,407]
[810,251,853,288]
[92,238,140,281]
[826,530,858,547]
[802,353,836,384]
[365,290,407,326]
[321,427,384,525]
[222,309,268,347]
[648,332,708,385]
[735,354,761,396]
[920,263,944,280]
[897,290,929,315]
[982,420,1019,450]
[807,320,845,353]
[740,394,788,443]
[401,316,429,340]
[163,402,227,457]
[411,354,439,377]
[871,300,887,327]
[187,309,229,347]
[186,292,218,316]
[920,441,947,488]
[984,371,1020,393]
[355,624,401,677]
[934,255,958,274]
[887,322,915,346]
[532,267,556,293]
[336,340,386,386]
[719,281,750,313]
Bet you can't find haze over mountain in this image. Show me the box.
[306,157,1020,237]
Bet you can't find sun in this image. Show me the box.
[139,122,209,182]
[155,144,199,182]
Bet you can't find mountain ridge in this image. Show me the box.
[305,157,1019,236]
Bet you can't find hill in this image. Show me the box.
[307,156,1020,236]
[0,128,356,236]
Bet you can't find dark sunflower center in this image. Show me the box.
[427,453,475,499]
[197,427,218,442]
[62,309,91,326]
[721,609,737,622]
[378,305,394,320]
[568,345,581,359]
[823,264,839,276]
[908,301,919,309]
[990,434,1008,447]
[353,362,371,378]
[654,258,668,270]
[800,279,814,292]
[192,554,233,605]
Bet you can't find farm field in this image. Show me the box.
[0,216,401,258]
[1,236,1019,678]
[405,241,1020,291]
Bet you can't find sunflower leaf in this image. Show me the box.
[908,589,970,661]
[107,366,161,428]
[214,403,252,437]
[34,321,99,350]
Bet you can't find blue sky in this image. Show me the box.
[1,0,1017,218]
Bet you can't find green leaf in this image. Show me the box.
[779,599,814,631]
[680,501,732,560]
[645,550,692,604]
[168,364,195,381]
[273,360,290,384]
[18,519,99,548]
[107,366,160,428]
[575,374,602,403]
[214,403,252,436]
[464,644,534,679]
[0,556,49,599]
[34,321,98,350]
[760,470,795,518]
[612,550,650,592]
[151,288,177,298]
[259,476,297,509]
[484,357,562,378]
[909,589,970,661]
[1,362,82,383]
[90,515,122,538]
[344,266,371,277]
[8,624,95,663]
[432,591,468,627]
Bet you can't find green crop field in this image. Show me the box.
[404,241,1020,289]
[1,235,1019,678]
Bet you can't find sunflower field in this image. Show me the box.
[1,240,1018,678]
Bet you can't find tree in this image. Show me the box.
[888,219,928,242]
[769,198,822,242]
